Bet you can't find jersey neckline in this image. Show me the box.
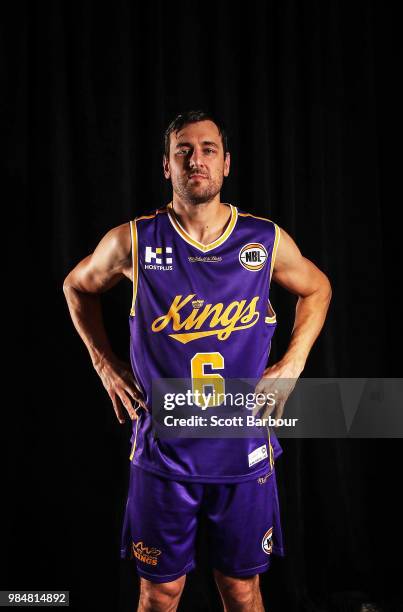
[166,201,238,253]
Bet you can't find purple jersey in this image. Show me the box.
[128,201,282,482]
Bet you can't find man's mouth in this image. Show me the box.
[189,174,207,180]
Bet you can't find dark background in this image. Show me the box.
[3,1,400,611]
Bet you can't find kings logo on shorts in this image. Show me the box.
[132,540,162,566]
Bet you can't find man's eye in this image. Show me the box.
[177,148,215,155]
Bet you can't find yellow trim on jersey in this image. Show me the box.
[129,417,139,461]
[238,213,279,324]
[237,212,280,277]
[136,207,168,222]
[128,206,173,316]
[128,206,170,315]
[265,299,277,324]
[129,220,139,316]
[267,427,274,470]
[167,201,238,253]
[264,223,280,324]
[270,222,280,281]
[238,212,274,222]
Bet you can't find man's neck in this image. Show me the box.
[170,198,231,246]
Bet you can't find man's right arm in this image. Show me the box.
[62,222,147,424]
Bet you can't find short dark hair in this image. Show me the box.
[163,110,229,160]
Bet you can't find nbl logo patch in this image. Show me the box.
[239,243,268,271]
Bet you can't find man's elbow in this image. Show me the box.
[320,275,332,304]
[62,272,76,296]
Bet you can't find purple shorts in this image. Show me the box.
[120,463,285,583]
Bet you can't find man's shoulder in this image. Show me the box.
[100,222,132,263]
[236,206,278,228]
[132,204,169,225]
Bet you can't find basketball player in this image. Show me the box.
[63,110,332,611]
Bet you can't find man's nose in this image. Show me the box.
[189,148,204,167]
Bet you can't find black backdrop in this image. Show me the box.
[3,1,400,611]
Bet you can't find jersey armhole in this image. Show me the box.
[129,220,138,317]
[265,223,280,324]
[269,222,280,282]
[267,426,275,470]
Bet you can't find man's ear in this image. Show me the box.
[163,155,171,179]
[224,152,231,177]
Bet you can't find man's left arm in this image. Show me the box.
[267,225,332,379]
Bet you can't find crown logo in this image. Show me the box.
[132,541,161,557]
[191,299,204,309]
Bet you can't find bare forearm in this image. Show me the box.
[63,285,115,368]
[283,284,332,372]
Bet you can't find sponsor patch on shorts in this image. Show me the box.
[262,527,273,554]
[248,444,268,467]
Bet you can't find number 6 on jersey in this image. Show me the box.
[190,352,225,408]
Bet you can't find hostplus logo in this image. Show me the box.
[145,246,173,271]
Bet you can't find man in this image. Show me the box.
[63,110,332,611]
